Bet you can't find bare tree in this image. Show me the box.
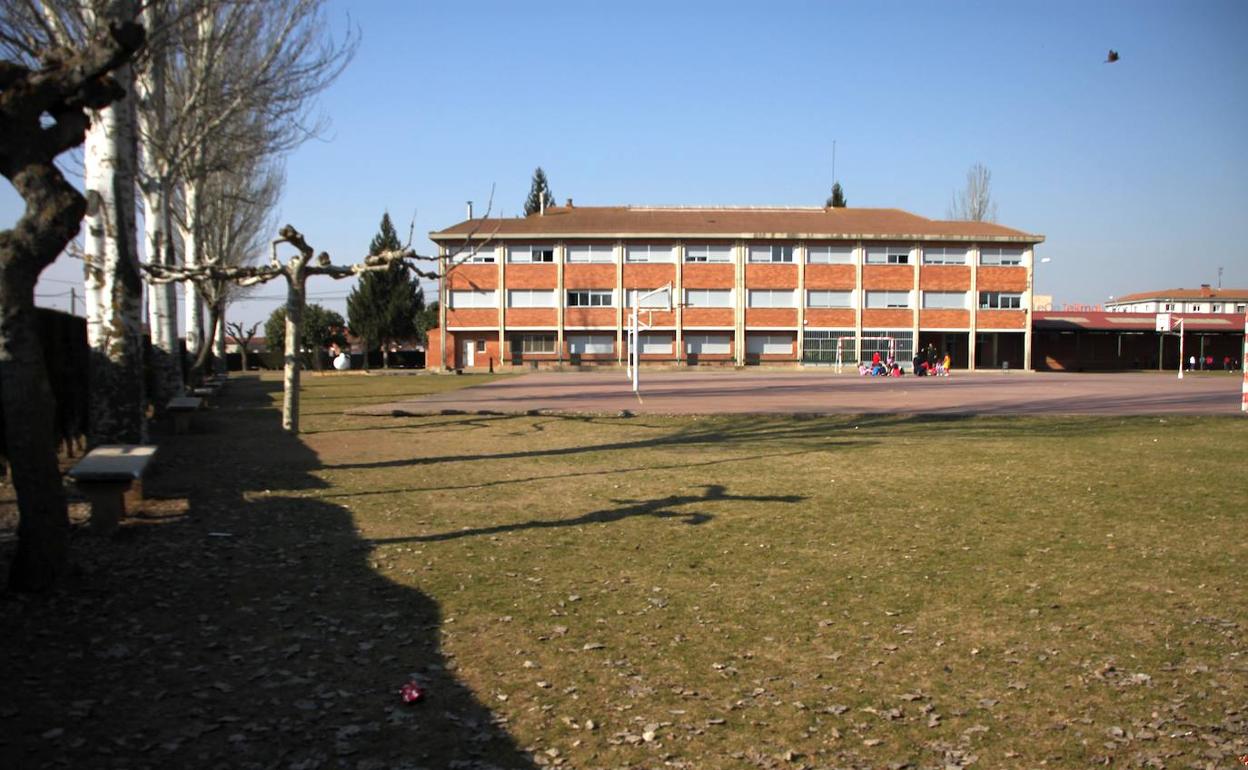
[0,17,145,589]
[947,162,998,223]
[225,320,259,371]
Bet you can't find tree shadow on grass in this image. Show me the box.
[0,375,537,770]
[368,483,805,546]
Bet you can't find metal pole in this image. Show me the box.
[631,306,639,393]
[1241,311,1247,413]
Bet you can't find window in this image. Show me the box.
[685,333,731,355]
[1237,304,1246,313]
[566,244,614,263]
[684,289,733,308]
[567,334,614,354]
[979,247,1024,266]
[747,289,795,308]
[748,245,794,263]
[513,334,556,354]
[507,289,556,307]
[1163,303,1176,311]
[747,333,794,355]
[566,289,613,307]
[865,245,911,265]
[625,244,674,263]
[922,246,968,265]
[865,291,912,309]
[807,290,853,308]
[685,244,733,263]
[508,244,555,263]
[640,333,673,354]
[806,245,855,264]
[1211,304,1222,313]
[1189,304,1203,312]
[465,244,495,263]
[475,339,487,353]
[449,290,497,308]
[802,330,856,365]
[625,288,672,308]
[922,291,968,309]
[979,292,1023,309]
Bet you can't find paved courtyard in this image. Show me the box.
[351,370,1246,417]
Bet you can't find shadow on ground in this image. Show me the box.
[0,376,536,770]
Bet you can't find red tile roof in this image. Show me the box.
[430,206,1043,243]
[1109,287,1248,303]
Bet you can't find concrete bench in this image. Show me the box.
[166,396,204,434]
[67,445,158,534]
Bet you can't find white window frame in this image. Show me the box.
[625,288,672,308]
[567,334,614,355]
[747,245,794,263]
[922,291,968,309]
[449,289,497,309]
[922,246,968,265]
[507,244,555,263]
[685,333,731,355]
[746,333,794,355]
[979,247,1024,266]
[978,291,1023,309]
[566,289,614,307]
[747,289,796,308]
[624,244,674,263]
[507,289,556,308]
[464,245,496,263]
[806,245,855,264]
[514,334,556,354]
[864,245,911,265]
[639,332,673,355]
[806,289,853,308]
[865,290,912,309]
[566,244,615,263]
[684,244,734,263]
[684,289,734,308]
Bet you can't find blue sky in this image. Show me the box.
[9,0,1248,327]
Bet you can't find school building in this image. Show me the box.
[427,203,1044,371]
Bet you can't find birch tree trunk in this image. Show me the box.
[182,175,204,364]
[82,56,146,446]
[214,310,227,375]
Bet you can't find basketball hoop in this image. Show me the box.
[626,284,673,395]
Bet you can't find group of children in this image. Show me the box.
[856,346,951,377]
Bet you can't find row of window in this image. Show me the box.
[512,333,792,356]
[451,289,1025,310]
[464,243,1027,266]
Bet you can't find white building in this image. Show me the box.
[1105,285,1248,315]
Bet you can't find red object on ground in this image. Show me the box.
[400,681,424,703]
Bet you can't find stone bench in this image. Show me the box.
[67,445,158,534]
[166,396,204,434]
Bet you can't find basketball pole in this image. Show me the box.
[1241,310,1247,413]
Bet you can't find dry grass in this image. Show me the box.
[1,371,1245,770]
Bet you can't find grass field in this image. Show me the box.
[2,371,1245,770]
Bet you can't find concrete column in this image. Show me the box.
[854,241,863,364]
[498,243,506,365]
[556,242,564,366]
[968,244,978,371]
[438,246,448,372]
[675,243,684,365]
[616,242,624,366]
[796,242,806,365]
[1023,245,1034,371]
[735,241,745,366]
[911,242,921,360]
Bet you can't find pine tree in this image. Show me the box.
[346,213,426,368]
[825,182,847,208]
[524,167,555,216]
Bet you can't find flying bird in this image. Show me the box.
[1105,50,1119,63]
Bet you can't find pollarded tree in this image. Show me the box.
[347,213,425,369]
[225,320,260,371]
[524,166,555,216]
[0,18,145,590]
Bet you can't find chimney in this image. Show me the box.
[540,196,545,216]
[466,201,473,219]
[566,198,574,208]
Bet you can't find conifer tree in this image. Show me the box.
[346,213,425,368]
[524,167,555,216]
[825,182,847,208]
